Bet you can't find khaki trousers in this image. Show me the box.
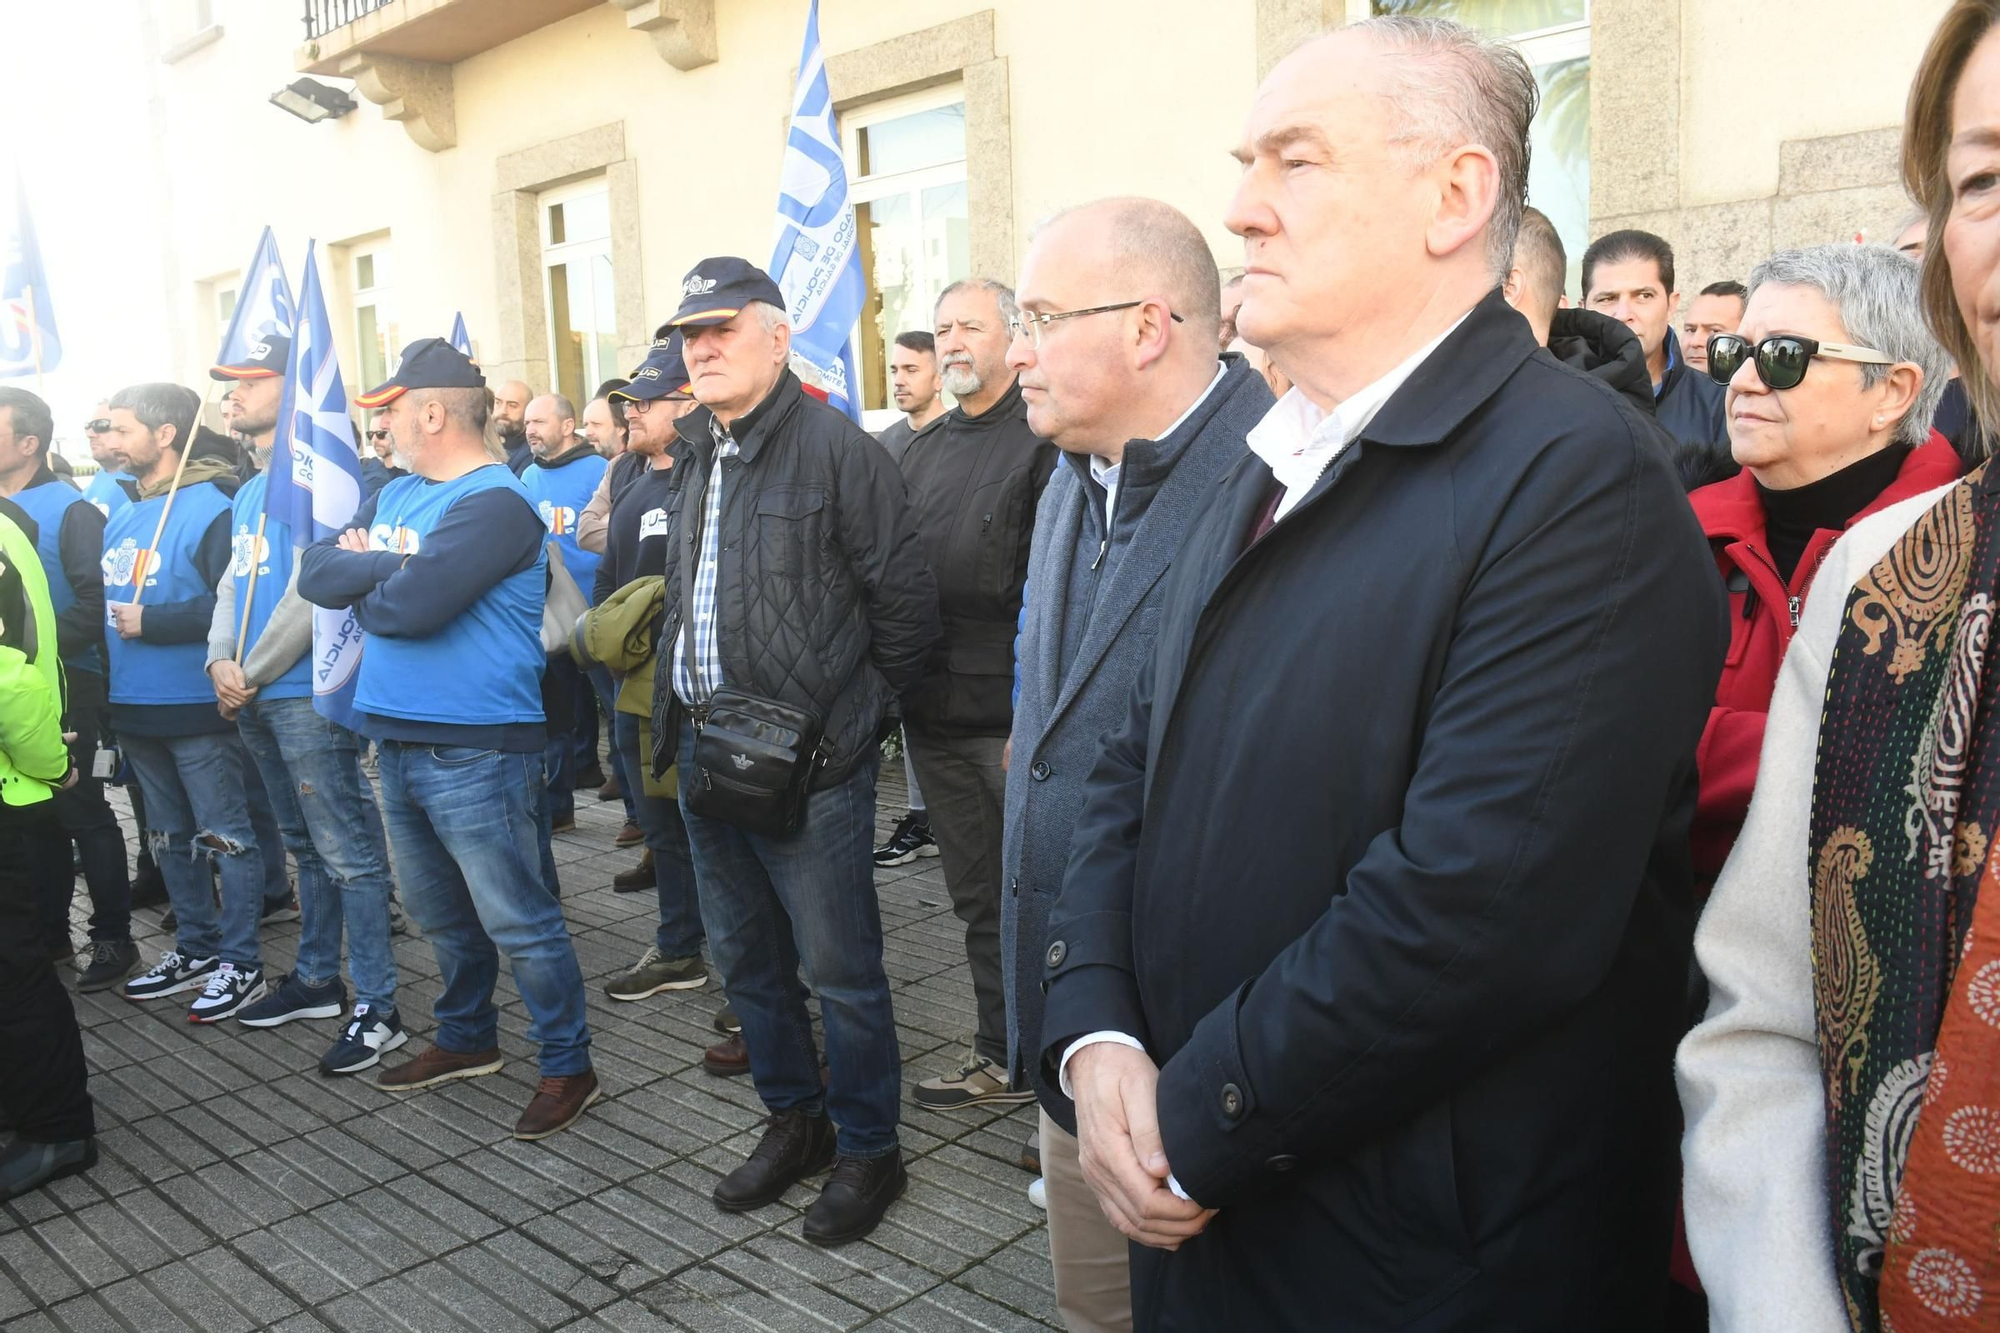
[1042,1108,1135,1333]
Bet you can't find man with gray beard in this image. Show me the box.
[901,279,1058,1112]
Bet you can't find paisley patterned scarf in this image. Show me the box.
[1810,463,2000,1330]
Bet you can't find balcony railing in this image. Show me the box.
[302,0,396,42]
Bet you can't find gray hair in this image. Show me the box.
[1337,16,1539,279]
[748,301,789,333]
[937,278,1020,329]
[1746,244,1949,447]
[108,382,199,450]
[1028,198,1222,339]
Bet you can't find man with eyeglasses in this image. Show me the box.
[900,279,1058,1116]
[1001,196,1273,1327]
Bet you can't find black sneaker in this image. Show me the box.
[873,811,938,867]
[128,865,169,910]
[76,940,141,993]
[123,949,218,1001]
[236,972,345,1028]
[320,1004,409,1075]
[187,963,267,1024]
[159,906,177,932]
[260,893,301,924]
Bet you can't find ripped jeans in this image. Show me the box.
[120,730,264,970]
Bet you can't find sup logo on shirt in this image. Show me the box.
[638,508,671,541]
[100,538,158,590]
[368,523,422,554]
[539,501,579,537]
[230,524,271,577]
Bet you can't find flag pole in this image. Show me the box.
[233,512,267,664]
[128,385,213,607]
[24,284,43,398]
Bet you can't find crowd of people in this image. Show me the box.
[7,5,2000,1329]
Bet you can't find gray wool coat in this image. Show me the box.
[1000,356,1273,1133]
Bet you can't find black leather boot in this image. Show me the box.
[802,1148,906,1247]
[712,1109,835,1212]
[0,1137,97,1203]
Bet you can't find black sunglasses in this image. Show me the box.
[365,429,390,441]
[84,418,110,434]
[1706,333,1894,390]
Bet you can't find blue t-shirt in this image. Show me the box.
[521,448,609,604]
[228,472,312,699]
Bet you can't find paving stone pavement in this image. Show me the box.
[2,762,1058,1331]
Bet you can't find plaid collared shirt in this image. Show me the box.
[672,416,736,707]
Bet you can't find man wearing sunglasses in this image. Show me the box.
[80,403,134,520]
[902,279,1059,1115]
[358,411,406,498]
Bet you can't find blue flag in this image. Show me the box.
[449,311,472,358]
[216,225,295,367]
[768,0,865,421]
[270,241,366,732]
[0,172,60,377]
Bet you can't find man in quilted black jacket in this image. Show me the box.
[650,258,940,1248]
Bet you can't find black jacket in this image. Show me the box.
[1653,326,1727,450]
[1038,291,1727,1331]
[1548,307,1652,417]
[900,381,1057,736]
[650,372,940,788]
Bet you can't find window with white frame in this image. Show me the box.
[844,87,970,420]
[352,242,398,394]
[540,179,619,410]
[1369,1,1591,297]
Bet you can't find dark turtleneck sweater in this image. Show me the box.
[1756,440,1910,583]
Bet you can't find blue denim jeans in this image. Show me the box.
[236,698,399,1010]
[239,745,293,905]
[121,730,263,968]
[375,741,591,1076]
[592,666,635,823]
[544,657,580,825]
[678,721,899,1157]
[615,711,702,958]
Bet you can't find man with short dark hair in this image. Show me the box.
[659,258,939,1245]
[872,329,947,870]
[1507,206,1663,420]
[0,387,134,989]
[1681,279,1747,375]
[903,278,1058,1114]
[1582,228,1726,448]
[203,340,406,1074]
[103,383,273,1022]
[300,338,599,1139]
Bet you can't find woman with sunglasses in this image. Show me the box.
[1684,246,1958,907]
[1680,7,2000,1327]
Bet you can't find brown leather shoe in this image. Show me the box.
[704,1033,750,1077]
[613,850,654,893]
[514,1070,601,1140]
[596,775,623,802]
[376,1045,504,1091]
[615,820,644,848]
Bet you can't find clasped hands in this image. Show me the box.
[1068,1042,1218,1250]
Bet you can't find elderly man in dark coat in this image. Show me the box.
[1001,197,1270,1331]
[1038,18,1727,1332]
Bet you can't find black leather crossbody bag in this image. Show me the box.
[685,687,831,837]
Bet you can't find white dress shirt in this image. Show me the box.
[1055,316,1471,1201]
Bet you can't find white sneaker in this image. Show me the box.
[1028,1177,1047,1210]
[187,963,267,1024]
[123,950,219,1002]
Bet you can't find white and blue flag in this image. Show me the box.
[270,241,366,732]
[1,171,60,377]
[449,311,472,358]
[216,225,294,367]
[768,0,865,421]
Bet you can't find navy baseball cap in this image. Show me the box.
[211,334,290,381]
[668,257,785,328]
[354,337,487,408]
[610,334,693,402]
